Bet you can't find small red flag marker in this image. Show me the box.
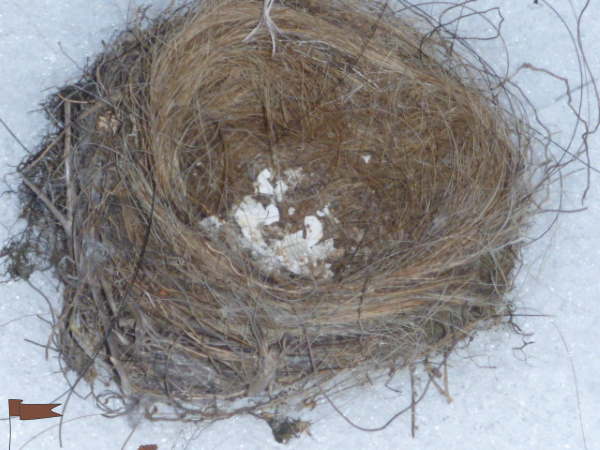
[8,399,61,420]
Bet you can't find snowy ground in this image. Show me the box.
[1,1,598,449]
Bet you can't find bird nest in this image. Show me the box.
[4,0,539,426]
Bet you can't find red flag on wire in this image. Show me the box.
[8,399,61,420]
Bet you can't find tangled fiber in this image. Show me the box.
[4,0,543,427]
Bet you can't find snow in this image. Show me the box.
[234,196,280,237]
[253,168,303,201]
[1,1,599,449]
[226,168,337,277]
[316,205,332,218]
[254,168,286,201]
[302,216,323,247]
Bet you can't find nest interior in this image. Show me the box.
[5,0,535,421]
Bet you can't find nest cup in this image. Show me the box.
[10,0,535,423]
